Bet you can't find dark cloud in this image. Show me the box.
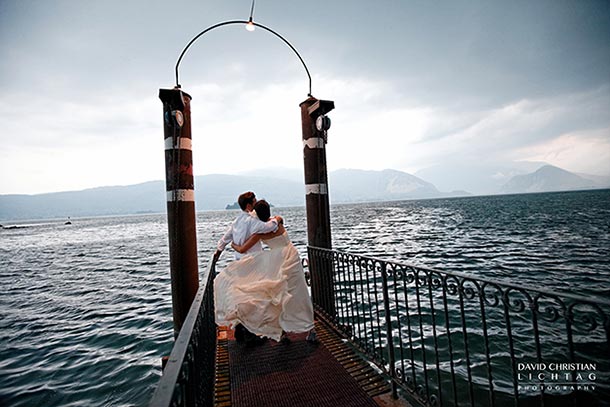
[1,0,609,193]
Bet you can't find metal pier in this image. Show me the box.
[214,319,401,407]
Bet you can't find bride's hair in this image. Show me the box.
[254,200,271,221]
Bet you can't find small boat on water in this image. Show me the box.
[1,224,23,230]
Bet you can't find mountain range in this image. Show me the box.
[415,161,548,195]
[500,165,602,194]
[0,165,608,221]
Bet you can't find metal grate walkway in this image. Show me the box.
[214,318,397,407]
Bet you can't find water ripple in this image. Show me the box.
[1,190,609,405]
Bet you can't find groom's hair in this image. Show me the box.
[254,200,271,221]
[238,191,256,211]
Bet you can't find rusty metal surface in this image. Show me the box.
[215,326,231,407]
[159,87,199,337]
[214,317,395,407]
[300,96,335,317]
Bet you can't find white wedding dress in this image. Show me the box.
[214,231,314,341]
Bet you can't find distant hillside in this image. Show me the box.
[329,169,441,202]
[195,174,303,209]
[415,161,548,195]
[576,172,610,188]
[500,165,600,194]
[4,165,604,221]
[0,181,165,221]
[0,175,304,221]
[0,169,445,221]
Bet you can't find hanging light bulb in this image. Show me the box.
[246,0,256,31]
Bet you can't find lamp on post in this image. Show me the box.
[301,97,335,317]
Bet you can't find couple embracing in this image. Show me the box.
[213,191,316,345]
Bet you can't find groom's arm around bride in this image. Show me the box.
[214,191,278,262]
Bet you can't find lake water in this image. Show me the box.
[1,189,609,406]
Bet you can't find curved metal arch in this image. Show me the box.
[175,20,313,96]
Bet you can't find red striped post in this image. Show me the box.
[159,87,199,338]
[300,96,335,317]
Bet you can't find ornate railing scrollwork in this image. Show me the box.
[481,282,503,308]
[460,279,479,301]
[307,246,610,407]
[532,293,565,323]
[567,301,606,333]
[504,287,530,314]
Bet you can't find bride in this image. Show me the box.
[214,200,316,342]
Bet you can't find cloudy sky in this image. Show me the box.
[1,0,609,194]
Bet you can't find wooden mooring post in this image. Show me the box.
[159,87,199,338]
[300,96,336,317]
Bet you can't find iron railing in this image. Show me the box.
[149,260,217,407]
[308,246,610,407]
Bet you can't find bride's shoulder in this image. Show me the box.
[262,230,289,245]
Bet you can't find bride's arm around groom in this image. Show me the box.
[232,217,285,254]
[213,191,278,262]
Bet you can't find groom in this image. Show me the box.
[214,191,278,261]
[214,191,278,344]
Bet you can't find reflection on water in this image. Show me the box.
[0,189,608,406]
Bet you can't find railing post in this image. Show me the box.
[148,261,217,407]
[159,87,199,338]
[381,262,398,399]
[301,96,335,317]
